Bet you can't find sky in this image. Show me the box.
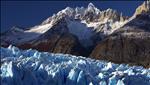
[1,1,144,33]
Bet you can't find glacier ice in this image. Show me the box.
[0,46,150,85]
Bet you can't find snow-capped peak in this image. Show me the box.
[88,3,95,8]
[87,3,100,15]
[134,1,150,16]
[60,7,74,17]
[87,3,96,11]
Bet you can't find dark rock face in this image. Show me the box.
[90,33,150,68]
[18,34,61,52]
[19,33,87,56]
[53,33,87,56]
[90,11,150,68]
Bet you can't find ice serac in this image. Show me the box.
[90,1,150,68]
[1,46,150,85]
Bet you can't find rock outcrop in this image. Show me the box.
[90,32,150,68]
[134,1,150,16]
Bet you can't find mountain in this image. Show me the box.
[0,3,127,53]
[1,1,150,67]
[90,1,150,68]
[1,46,150,85]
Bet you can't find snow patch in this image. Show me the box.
[67,20,94,47]
[26,23,52,34]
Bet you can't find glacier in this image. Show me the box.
[0,46,150,85]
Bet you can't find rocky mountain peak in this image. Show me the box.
[88,3,95,8]
[41,3,127,25]
[134,1,150,16]
[87,3,98,13]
